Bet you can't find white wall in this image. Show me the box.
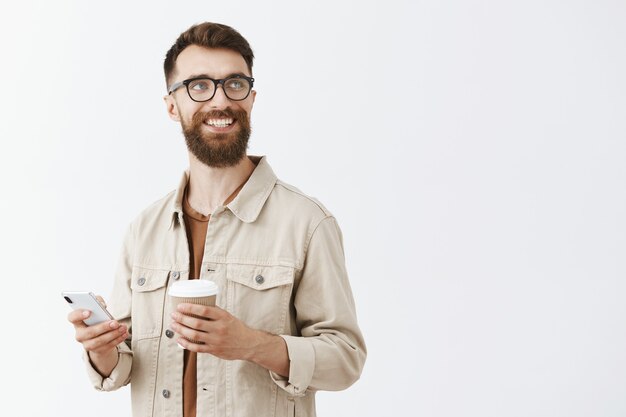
[1,0,625,416]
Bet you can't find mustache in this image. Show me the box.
[191,108,247,124]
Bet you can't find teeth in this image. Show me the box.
[206,118,233,128]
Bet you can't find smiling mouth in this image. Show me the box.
[204,118,234,128]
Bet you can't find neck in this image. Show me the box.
[186,153,255,216]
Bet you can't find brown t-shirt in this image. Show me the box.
[181,183,246,417]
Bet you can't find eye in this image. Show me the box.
[225,78,246,90]
[189,80,211,91]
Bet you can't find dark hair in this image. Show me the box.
[164,22,254,88]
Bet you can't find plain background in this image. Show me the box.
[1,0,625,416]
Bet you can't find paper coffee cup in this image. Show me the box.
[169,279,219,311]
[168,280,219,347]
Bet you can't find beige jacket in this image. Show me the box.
[84,156,366,417]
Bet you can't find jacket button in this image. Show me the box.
[137,277,146,286]
[255,274,265,284]
[162,389,170,398]
[171,271,180,280]
[165,329,174,338]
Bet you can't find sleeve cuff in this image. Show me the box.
[83,343,132,391]
[269,335,315,397]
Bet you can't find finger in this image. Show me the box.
[76,320,122,343]
[176,304,225,320]
[170,321,208,344]
[95,295,107,309]
[68,310,91,327]
[94,331,129,354]
[177,337,212,353]
[171,312,211,332]
[86,332,128,355]
[76,320,129,352]
[83,324,128,352]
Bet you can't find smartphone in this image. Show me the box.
[62,291,114,326]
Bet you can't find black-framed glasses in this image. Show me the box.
[168,75,254,102]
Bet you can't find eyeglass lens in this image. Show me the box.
[187,78,251,101]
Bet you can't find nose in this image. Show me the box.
[208,84,230,109]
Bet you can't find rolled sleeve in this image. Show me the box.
[83,344,133,391]
[270,216,367,394]
[269,335,316,397]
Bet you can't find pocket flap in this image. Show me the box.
[130,268,170,292]
[227,264,294,290]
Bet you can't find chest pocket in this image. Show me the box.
[226,264,295,334]
[130,267,170,340]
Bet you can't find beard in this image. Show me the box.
[181,107,251,168]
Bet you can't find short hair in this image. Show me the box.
[163,22,254,88]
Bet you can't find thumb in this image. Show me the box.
[95,295,107,309]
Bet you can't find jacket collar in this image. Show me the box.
[169,155,277,228]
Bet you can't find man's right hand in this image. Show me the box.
[67,297,128,376]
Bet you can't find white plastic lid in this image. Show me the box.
[168,280,219,297]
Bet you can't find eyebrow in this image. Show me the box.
[186,72,249,80]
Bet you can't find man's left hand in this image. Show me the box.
[170,304,258,360]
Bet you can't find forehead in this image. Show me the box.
[174,45,250,80]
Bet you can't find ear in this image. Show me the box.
[163,94,181,122]
[250,89,257,106]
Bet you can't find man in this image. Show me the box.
[68,22,366,417]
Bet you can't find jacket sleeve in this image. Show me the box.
[270,216,367,395]
[83,223,134,391]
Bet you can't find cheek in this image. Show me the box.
[180,105,206,123]
[239,101,254,118]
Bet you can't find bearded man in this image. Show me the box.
[67,22,366,417]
